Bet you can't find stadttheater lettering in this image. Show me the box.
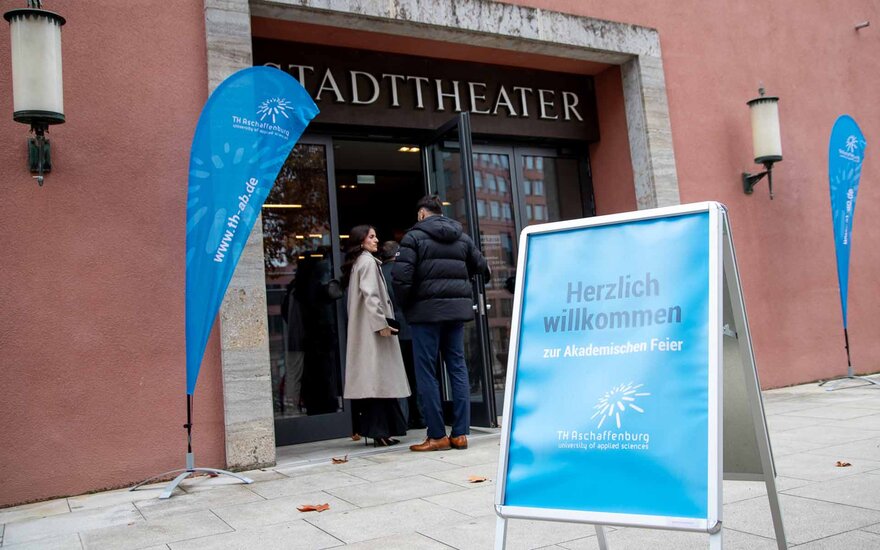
[252,39,599,141]
[267,64,584,122]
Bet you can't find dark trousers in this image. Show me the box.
[411,321,470,439]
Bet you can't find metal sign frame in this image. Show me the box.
[494,202,787,549]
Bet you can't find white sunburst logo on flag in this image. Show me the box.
[591,382,650,429]
[257,97,293,124]
[845,135,859,153]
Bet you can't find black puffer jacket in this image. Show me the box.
[392,215,490,323]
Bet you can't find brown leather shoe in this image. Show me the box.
[410,436,451,452]
[449,435,468,450]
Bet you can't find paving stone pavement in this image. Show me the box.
[1,378,879,549]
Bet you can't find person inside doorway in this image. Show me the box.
[297,249,342,416]
[341,225,411,447]
[379,240,425,430]
[393,196,490,452]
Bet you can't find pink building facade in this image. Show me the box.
[1,0,877,507]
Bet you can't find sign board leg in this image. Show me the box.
[494,516,508,550]
[595,525,609,549]
[722,213,788,549]
[709,529,723,549]
[764,471,788,549]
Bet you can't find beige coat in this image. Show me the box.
[343,252,411,399]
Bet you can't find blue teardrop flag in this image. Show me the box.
[185,67,318,395]
[828,115,867,329]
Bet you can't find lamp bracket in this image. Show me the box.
[742,161,776,199]
[28,124,51,186]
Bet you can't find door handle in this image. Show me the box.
[474,292,487,315]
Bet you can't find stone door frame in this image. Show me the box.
[204,0,680,469]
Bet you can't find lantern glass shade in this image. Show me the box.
[747,96,782,164]
[5,8,65,125]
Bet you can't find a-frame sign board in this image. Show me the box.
[494,202,787,549]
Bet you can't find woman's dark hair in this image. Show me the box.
[341,224,375,288]
[416,194,443,215]
[380,241,399,262]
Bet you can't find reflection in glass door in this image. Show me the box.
[517,151,588,226]
[471,148,519,412]
[261,138,351,446]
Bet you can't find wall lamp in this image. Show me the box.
[4,0,65,186]
[742,88,782,199]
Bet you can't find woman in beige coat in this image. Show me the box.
[342,225,410,446]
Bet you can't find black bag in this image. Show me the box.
[385,317,401,331]
[324,279,344,301]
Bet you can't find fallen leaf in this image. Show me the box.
[331,455,349,464]
[351,434,362,441]
[208,473,219,478]
[468,475,488,483]
[297,503,331,513]
[835,461,852,467]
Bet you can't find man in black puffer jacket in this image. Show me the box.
[393,195,490,452]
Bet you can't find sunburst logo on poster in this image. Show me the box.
[591,382,650,429]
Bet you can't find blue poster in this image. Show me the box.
[828,115,866,329]
[504,212,712,521]
[185,67,318,395]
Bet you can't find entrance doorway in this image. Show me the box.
[263,117,594,446]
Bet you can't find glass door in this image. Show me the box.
[261,136,352,445]
[422,127,595,426]
[424,113,498,428]
[471,146,595,415]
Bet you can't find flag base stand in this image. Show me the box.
[130,394,253,499]
[819,329,880,391]
[130,452,253,499]
[819,374,879,392]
